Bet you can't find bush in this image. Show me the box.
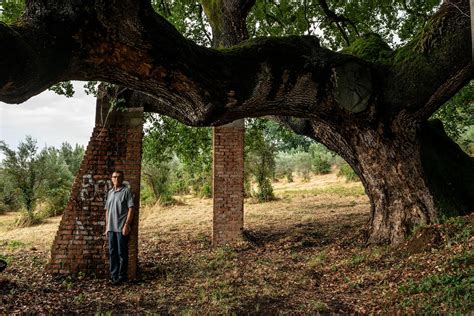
[245,126,276,202]
[199,181,212,198]
[337,161,359,182]
[14,210,42,227]
[309,143,334,175]
[292,150,312,182]
[254,177,274,202]
[457,126,474,155]
[275,152,295,182]
[0,173,20,214]
[141,160,174,206]
[41,187,71,217]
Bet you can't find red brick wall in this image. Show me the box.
[48,95,143,279]
[212,120,245,245]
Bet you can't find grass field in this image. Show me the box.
[1,172,472,314]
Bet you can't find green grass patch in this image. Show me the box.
[449,250,474,267]
[5,239,25,250]
[0,253,13,265]
[280,185,365,198]
[398,268,474,314]
[349,254,366,267]
[309,299,329,312]
[205,246,237,272]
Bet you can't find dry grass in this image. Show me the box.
[139,173,366,246]
[0,173,365,251]
[0,213,61,250]
[1,173,472,314]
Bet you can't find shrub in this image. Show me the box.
[292,150,312,182]
[309,143,333,174]
[245,126,276,202]
[457,126,474,155]
[275,152,295,182]
[0,173,20,214]
[336,161,359,182]
[141,160,174,206]
[14,210,42,227]
[254,177,274,202]
[41,187,71,217]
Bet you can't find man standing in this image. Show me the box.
[105,170,134,284]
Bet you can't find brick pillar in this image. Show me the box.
[212,119,245,245]
[48,91,143,279]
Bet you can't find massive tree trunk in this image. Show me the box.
[0,0,472,244]
[278,116,473,244]
[353,121,472,244]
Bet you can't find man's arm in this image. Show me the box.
[104,208,109,235]
[122,207,133,236]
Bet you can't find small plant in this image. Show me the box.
[13,211,42,228]
[311,300,329,312]
[308,252,327,268]
[73,293,85,304]
[449,250,474,267]
[6,239,25,250]
[208,246,237,271]
[349,254,366,267]
[309,143,333,175]
[31,256,46,268]
[0,253,12,266]
[62,276,74,289]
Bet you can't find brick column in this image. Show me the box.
[212,119,245,245]
[48,92,143,279]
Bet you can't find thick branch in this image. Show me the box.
[0,0,470,128]
[385,0,472,119]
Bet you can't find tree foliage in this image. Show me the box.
[0,137,84,223]
[0,0,24,24]
[433,81,474,141]
[143,114,212,201]
[0,136,45,217]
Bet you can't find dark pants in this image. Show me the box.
[108,231,129,281]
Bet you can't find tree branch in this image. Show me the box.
[317,0,359,43]
[0,0,470,129]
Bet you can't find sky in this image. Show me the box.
[0,81,96,156]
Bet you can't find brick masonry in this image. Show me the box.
[212,119,245,245]
[47,90,143,279]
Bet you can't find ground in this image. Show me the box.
[0,172,472,314]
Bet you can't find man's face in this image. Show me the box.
[111,172,123,186]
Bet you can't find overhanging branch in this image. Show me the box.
[0,0,471,127]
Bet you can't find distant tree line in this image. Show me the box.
[141,116,361,206]
[0,137,84,226]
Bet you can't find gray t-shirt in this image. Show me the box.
[105,186,134,232]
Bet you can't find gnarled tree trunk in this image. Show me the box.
[356,121,472,243]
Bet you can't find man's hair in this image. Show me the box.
[112,170,124,178]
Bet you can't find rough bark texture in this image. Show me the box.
[0,0,472,244]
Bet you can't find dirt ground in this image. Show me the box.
[0,173,472,314]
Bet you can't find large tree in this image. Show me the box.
[0,0,472,244]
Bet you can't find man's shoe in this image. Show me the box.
[110,278,121,285]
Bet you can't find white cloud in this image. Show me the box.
[0,81,96,154]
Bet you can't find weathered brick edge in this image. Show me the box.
[47,100,143,279]
[212,121,245,245]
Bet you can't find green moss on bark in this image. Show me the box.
[200,0,224,31]
[342,33,392,64]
